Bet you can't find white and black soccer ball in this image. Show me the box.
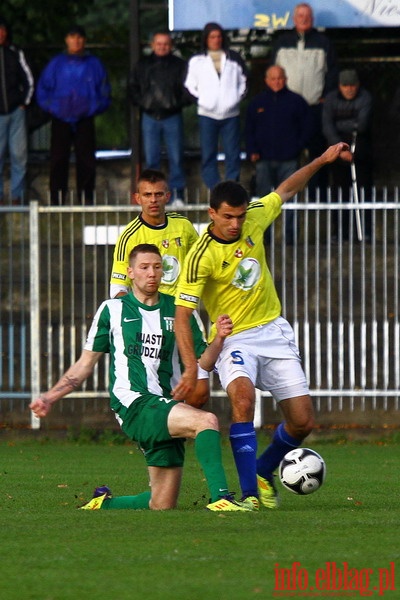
[279,448,326,495]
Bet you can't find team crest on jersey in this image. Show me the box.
[162,239,170,248]
[163,317,175,332]
[234,249,243,258]
[232,257,261,290]
[245,236,255,247]
[175,237,182,247]
[162,255,180,284]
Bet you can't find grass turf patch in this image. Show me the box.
[0,436,399,599]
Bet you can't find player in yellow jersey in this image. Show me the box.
[110,169,206,408]
[175,142,352,509]
[110,169,198,299]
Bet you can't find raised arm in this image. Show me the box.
[275,142,351,204]
[29,349,103,418]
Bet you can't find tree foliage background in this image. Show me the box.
[1,0,169,148]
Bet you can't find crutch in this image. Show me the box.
[350,130,363,242]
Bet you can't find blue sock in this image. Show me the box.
[229,422,258,498]
[257,423,301,479]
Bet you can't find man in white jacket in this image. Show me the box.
[185,22,247,190]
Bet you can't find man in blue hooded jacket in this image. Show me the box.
[37,25,111,204]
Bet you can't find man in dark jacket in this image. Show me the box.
[129,33,190,204]
[37,25,111,204]
[246,65,314,243]
[323,68,373,240]
[271,3,338,200]
[0,17,34,204]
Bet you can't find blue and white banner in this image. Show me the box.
[169,0,400,30]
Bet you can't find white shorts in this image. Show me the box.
[197,364,209,380]
[215,316,309,402]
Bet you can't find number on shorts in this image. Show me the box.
[231,350,244,365]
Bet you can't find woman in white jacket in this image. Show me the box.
[185,22,248,189]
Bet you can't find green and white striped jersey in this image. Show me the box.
[84,291,207,412]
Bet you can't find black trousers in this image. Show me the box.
[50,117,96,204]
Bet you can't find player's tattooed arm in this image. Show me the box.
[29,350,103,417]
[55,374,80,392]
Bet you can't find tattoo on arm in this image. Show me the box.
[55,374,80,393]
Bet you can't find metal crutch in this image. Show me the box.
[350,130,363,241]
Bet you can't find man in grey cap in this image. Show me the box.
[322,68,373,240]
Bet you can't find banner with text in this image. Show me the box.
[169,0,400,31]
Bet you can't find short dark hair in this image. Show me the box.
[129,244,161,266]
[137,169,167,187]
[66,25,86,37]
[209,180,249,210]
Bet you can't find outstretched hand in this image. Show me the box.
[322,142,352,164]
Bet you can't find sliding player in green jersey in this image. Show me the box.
[30,244,251,512]
[174,143,352,510]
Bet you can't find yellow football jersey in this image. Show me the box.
[176,192,283,341]
[110,213,199,296]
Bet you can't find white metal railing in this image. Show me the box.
[1,190,400,428]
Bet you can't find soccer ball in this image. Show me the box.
[279,448,326,495]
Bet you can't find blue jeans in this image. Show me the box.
[0,107,27,200]
[142,112,185,196]
[256,158,298,244]
[199,115,241,189]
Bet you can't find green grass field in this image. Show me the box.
[1,434,399,599]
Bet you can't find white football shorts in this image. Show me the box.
[215,316,309,401]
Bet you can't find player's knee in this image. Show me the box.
[231,396,254,422]
[197,410,219,433]
[287,415,315,440]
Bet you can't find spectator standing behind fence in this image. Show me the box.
[36,25,111,204]
[0,17,34,205]
[184,22,248,190]
[322,69,373,240]
[271,3,338,199]
[245,65,314,244]
[129,32,191,205]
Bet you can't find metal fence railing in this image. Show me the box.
[1,190,400,429]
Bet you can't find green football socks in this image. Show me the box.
[101,491,151,510]
[195,429,229,502]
